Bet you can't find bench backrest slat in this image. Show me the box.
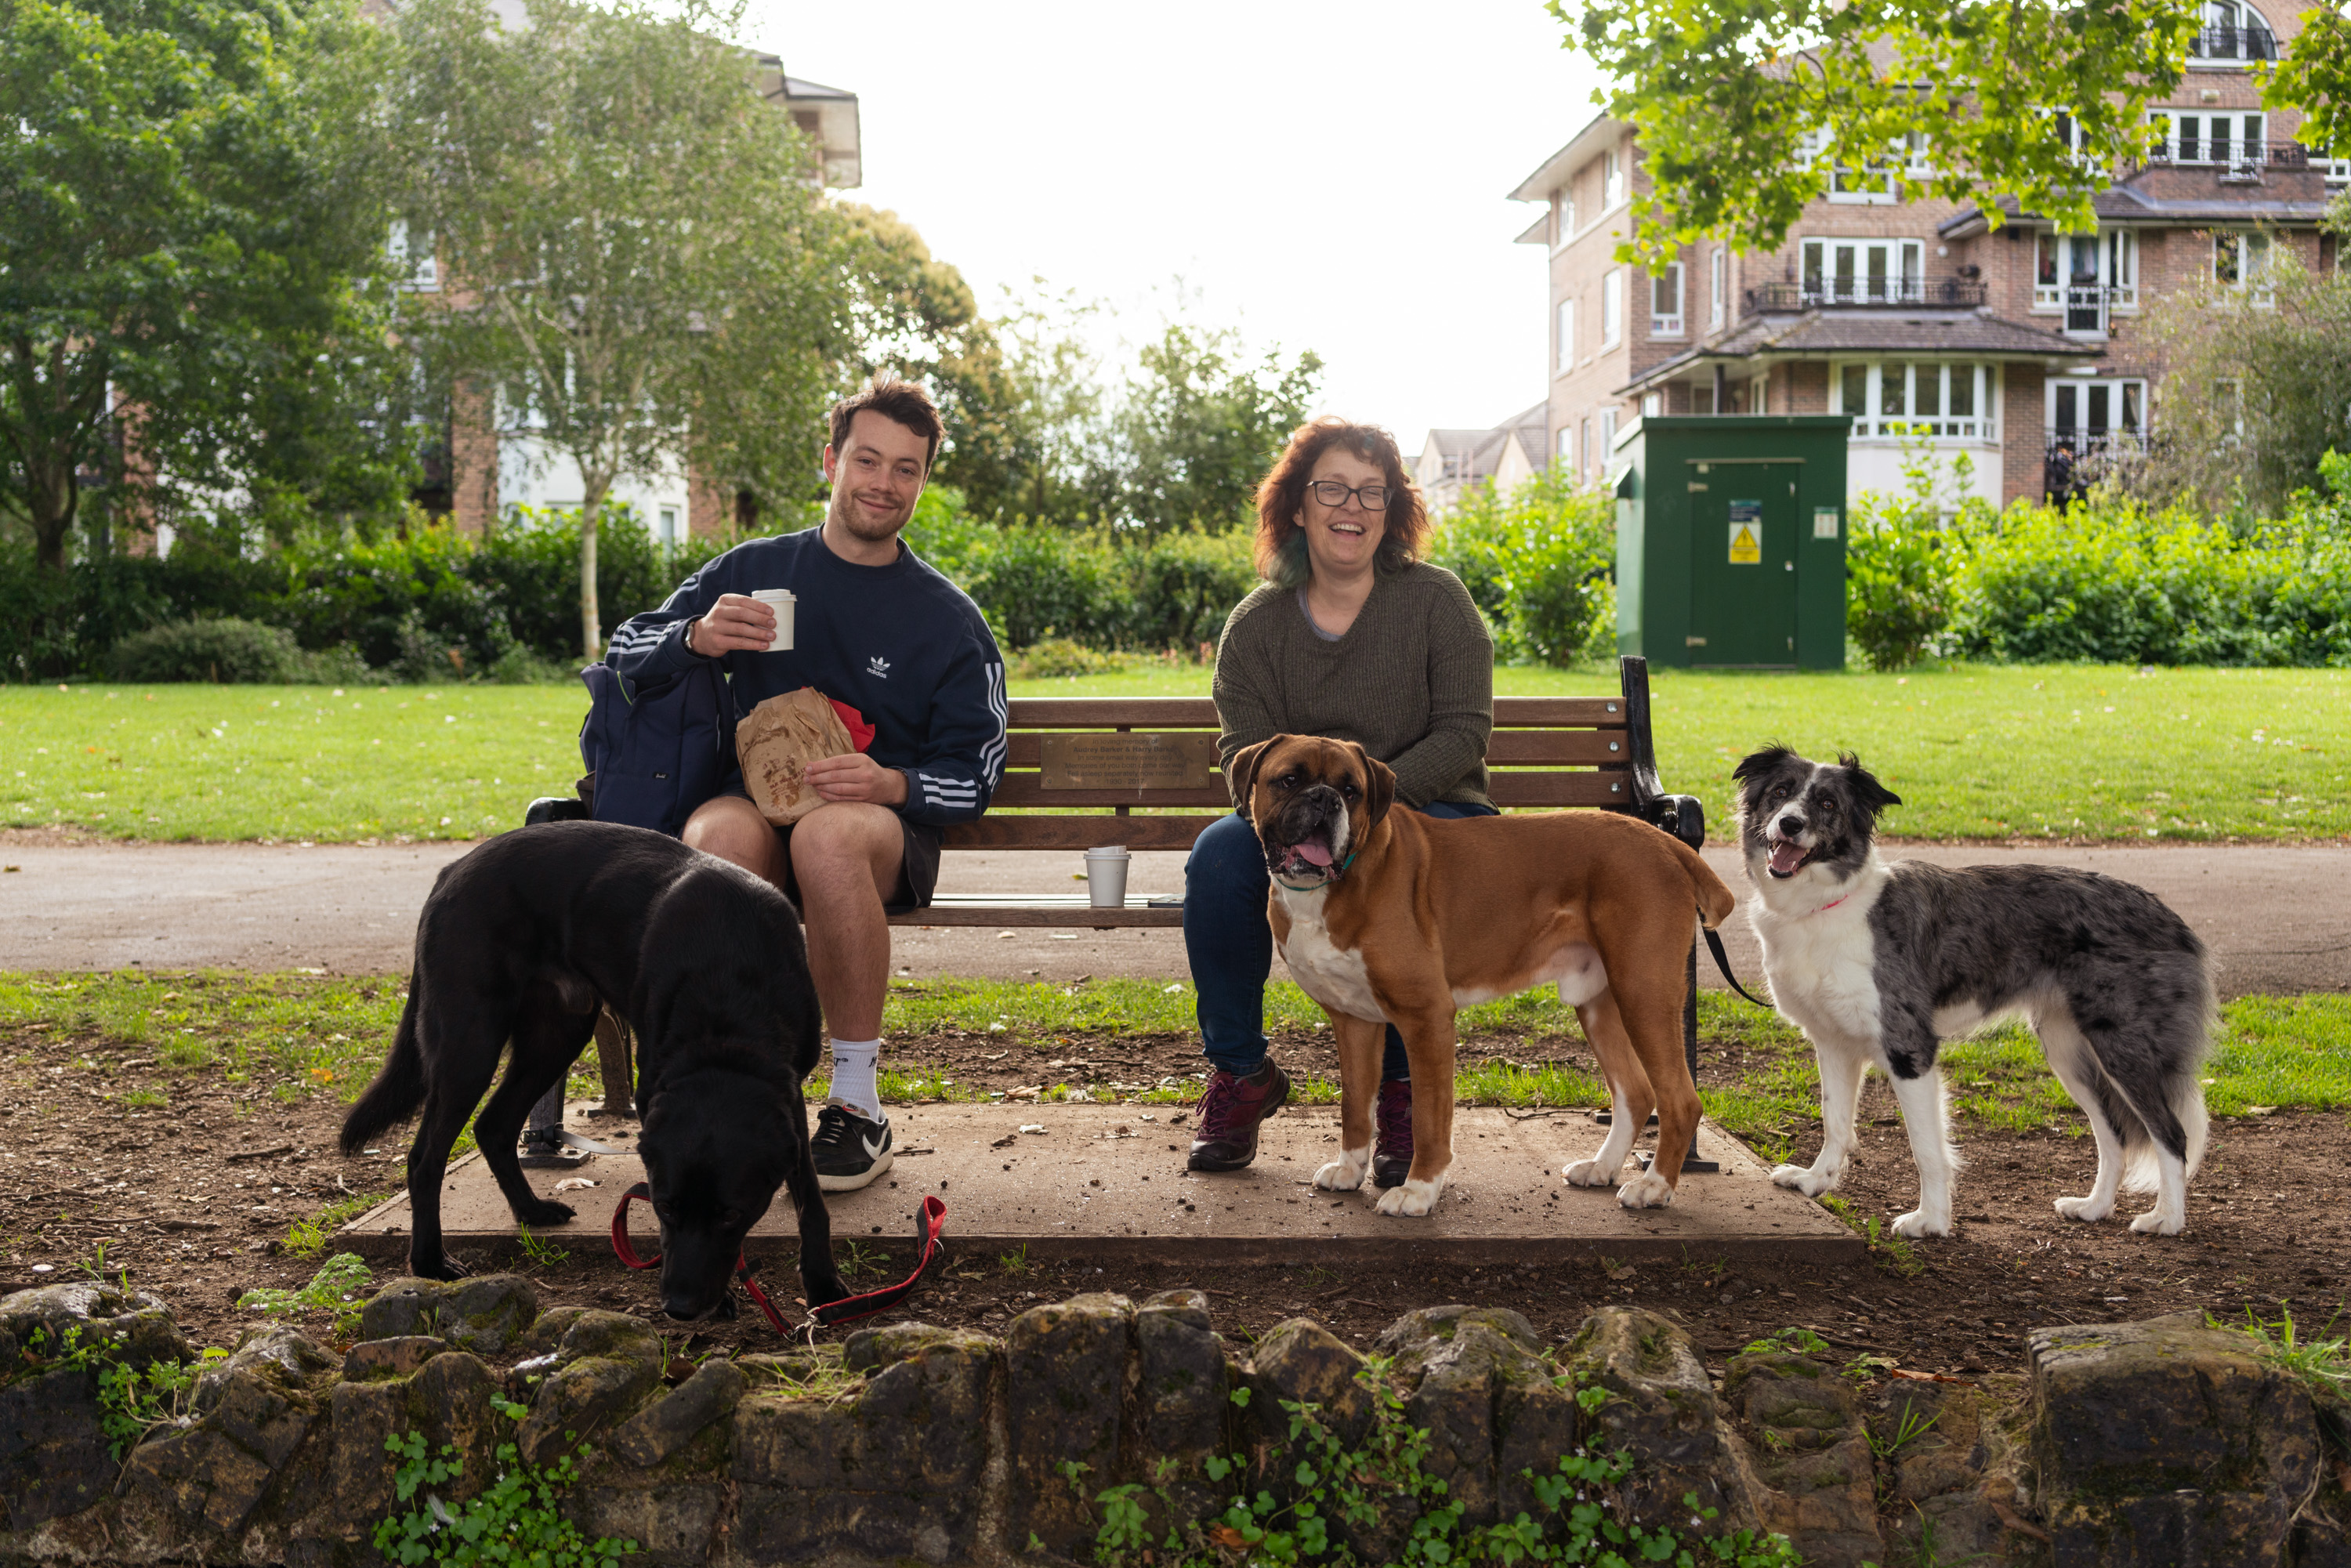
[943,679,1654,852]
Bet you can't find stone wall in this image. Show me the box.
[4,1279,2346,1567]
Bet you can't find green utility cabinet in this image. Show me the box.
[1612,415,1851,669]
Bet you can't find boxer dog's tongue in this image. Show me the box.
[1768,839,1807,877]
[1293,838,1334,868]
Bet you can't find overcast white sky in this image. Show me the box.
[741,0,1610,449]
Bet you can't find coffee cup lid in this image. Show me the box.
[1085,846,1129,856]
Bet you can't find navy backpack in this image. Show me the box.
[558,658,737,837]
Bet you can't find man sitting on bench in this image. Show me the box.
[603,373,1008,1191]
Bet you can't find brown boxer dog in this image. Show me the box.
[1230,734,1740,1218]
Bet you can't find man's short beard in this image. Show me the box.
[828,486,913,544]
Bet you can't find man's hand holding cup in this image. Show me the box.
[689,592,793,656]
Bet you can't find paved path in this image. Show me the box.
[2,838,2344,998]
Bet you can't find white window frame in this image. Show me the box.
[2189,0,2278,64]
[2032,229,2137,331]
[657,506,680,546]
[2149,109,2268,172]
[1831,360,2001,442]
[1556,425,1574,462]
[2213,229,2275,303]
[388,221,438,292]
[1801,237,1924,304]
[1748,374,1770,414]
[1556,298,1575,375]
[2044,375,2148,448]
[1650,262,1684,338]
[1642,392,1663,418]
[1602,147,1625,209]
[1709,247,1727,329]
[1599,407,1619,453]
[2327,157,2351,186]
[1601,270,1623,348]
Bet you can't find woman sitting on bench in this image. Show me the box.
[1184,417,1496,1182]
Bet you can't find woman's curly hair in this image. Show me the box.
[1252,417,1429,588]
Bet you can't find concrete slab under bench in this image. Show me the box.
[341,1103,1859,1269]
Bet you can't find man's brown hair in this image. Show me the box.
[829,371,944,470]
[1252,417,1429,588]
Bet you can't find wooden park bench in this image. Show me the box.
[567,654,1717,1166]
[900,652,1704,925]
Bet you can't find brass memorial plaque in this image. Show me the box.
[1038,732,1219,791]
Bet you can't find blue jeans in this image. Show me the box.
[1184,801,1497,1081]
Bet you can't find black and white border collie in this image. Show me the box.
[1730,748,2212,1237]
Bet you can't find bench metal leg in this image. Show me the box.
[589,1007,635,1118]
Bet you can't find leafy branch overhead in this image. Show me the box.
[1555,0,2346,265]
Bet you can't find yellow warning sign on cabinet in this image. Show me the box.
[1727,499,1763,565]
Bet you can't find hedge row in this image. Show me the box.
[1847,462,2351,670]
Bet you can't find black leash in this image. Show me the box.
[1704,927,1774,1009]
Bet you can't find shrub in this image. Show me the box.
[108,618,307,683]
[1009,637,1132,679]
[1951,491,2351,666]
[1428,469,1614,664]
[1844,493,1958,672]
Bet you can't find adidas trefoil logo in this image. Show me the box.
[866,654,891,679]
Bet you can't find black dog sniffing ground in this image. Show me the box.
[340,822,847,1318]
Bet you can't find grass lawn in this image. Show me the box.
[5,971,2345,1168]
[1,661,2343,843]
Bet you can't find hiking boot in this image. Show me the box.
[813,1103,894,1192]
[1187,1059,1291,1172]
[1371,1078,1413,1188]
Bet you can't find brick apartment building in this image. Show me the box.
[1509,0,2345,508]
[424,53,860,542]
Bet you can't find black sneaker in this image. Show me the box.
[813,1103,894,1192]
[1187,1059,1291,1172]
[517,1127,588,1169]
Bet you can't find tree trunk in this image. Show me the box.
[579,475,607,661]
[25,454,78,572]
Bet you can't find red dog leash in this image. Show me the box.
[609,1183,947,1331]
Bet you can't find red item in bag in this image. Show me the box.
[829,700,875,752]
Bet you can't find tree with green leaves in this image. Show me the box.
[1558,0,2349,263]
[1099,320,1321,536]
[389,0,853,660]
[0,0,405,570]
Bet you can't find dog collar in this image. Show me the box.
[1274,849,1357,893]
[1805,893,1850,917]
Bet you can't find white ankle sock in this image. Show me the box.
[827,1039,882,1121]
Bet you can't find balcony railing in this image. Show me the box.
[2044,428,2148,499]
[1744,277,1988,314]
[2188,24,2277,60]
[2030,281,2137,335]
[2144,138,2308,176]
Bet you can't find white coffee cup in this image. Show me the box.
[748,588,795,652]
[1084,846,1130,909]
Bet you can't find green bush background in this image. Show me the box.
[1845,451,2351,672]
[11,452,2351,684]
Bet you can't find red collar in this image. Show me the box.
[1807,893,1850,917]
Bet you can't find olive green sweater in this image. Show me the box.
[1212,563,1495,810]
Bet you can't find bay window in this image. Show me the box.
[1831,362,1999,440]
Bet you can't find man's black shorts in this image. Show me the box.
[717,784,941,915]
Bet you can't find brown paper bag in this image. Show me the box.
[736,687,855,825]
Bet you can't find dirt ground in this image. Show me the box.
[4,1018,2346,1374]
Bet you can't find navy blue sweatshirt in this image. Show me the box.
[607,527,1006,827]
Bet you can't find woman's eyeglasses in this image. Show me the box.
[1306,480,1392,511]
